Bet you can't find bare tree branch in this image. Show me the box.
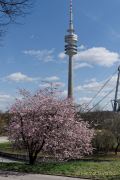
[0,0,33,37]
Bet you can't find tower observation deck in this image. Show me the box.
[65,0,78,98]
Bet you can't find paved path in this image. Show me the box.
[0,174,89,180]
[0,136,9,143]
[0,157,18,163]
[0,137,9,143]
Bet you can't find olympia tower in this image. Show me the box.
[65,0,78,98]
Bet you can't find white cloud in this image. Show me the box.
[54,82,65,87]
[74,62,93,70]
[23,49,55,62]
[59,47,120,67]
[61,90,67,97]
[75,47,120,67]
[58,52,66,59]
[75,75,118,109]
[6,72,36,83]
[39,81,65,88]
[75,77,113,93]
[79,97,92,103]
[40,76,65,87]
[44,76,60,81]
[0,94,12,102]
[39,83,49,88]
[40,76,65,89]
[75,78,102,92]
[0,94,14,111]
[85,78,97,83]
[78,45,86,50]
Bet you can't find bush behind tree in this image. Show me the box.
[81,111,120,154]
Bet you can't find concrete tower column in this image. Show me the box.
[65,0,78,99]
[68,55,73,98]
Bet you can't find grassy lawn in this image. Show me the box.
[0,142,120,179]
[0,142,27,155]
[0,160,119,180]
[0,142,12,150]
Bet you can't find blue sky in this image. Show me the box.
[0,0,120,111]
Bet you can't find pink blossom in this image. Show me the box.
[8,88,94,165]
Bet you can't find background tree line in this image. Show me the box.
[81,111,120,155]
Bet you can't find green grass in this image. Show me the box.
[0,142,120,179]
[0,142,11,150]
[0,142,26,155]
[0,160,120,180]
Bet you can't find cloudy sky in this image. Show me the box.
[0,0,120,111]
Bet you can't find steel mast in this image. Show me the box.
[113,66,120,112]
[65,0,78,98]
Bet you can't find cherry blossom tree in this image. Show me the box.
[8,88,94,165]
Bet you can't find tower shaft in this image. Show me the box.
[68,56,73,98]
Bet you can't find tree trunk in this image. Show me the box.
[115,143,120,155]
[28,140,45,165]
[29,154,37,165]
